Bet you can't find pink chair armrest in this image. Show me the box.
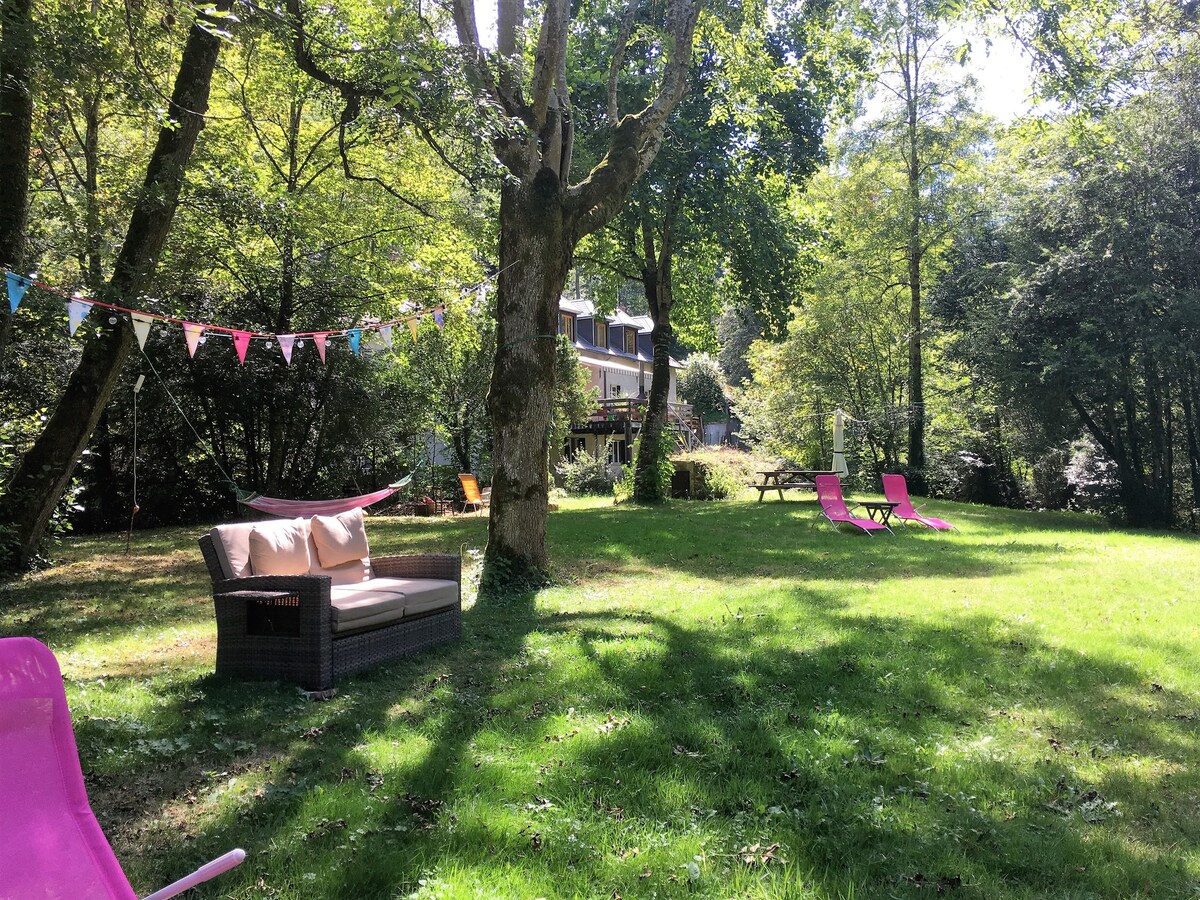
[141,849,246,900]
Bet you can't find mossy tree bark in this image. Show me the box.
[451,0,701,589]
[0,3,233,567]
[632,210,676,503]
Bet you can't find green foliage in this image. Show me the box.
[694,460,739,500]
[551,336,599,456]
[677,353,727,424]
[628,433,674,505]
[936,58,1200,525]
[556,453,615,497]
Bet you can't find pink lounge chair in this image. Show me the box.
[814,475,891,535]
[882,474,955,530]
[0,637,245,900]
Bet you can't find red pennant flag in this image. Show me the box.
[232,331,251,364]
[314,333,328,363]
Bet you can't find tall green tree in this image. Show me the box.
[0,2,236,567]
[576,4,842,502]
[941,59,1200,525]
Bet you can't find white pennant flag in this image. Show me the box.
[67,299,92,336]
[278,334,295,364]
[379,324,393,349]
[131,313,154,350]
[183,322,205,357]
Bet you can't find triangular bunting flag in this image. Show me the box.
[314,333,328,363]
[131,313,154,350]
[232,331,251,364]
[278,334,295,365]
[67,298,92,336]
[434,308,444,330]
[348,329,361,355]
[379,324,393,349]
[406,319,418,342]
[183,322,205,357]
[6,272,31,313]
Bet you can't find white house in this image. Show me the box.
[558,298,697,466]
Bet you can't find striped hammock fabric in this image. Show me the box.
[236,474,412,517]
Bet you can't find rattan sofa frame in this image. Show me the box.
[199,535,461,692]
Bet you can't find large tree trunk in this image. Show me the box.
[0,0,35,364]
[0,5,230,567]
[483,171,572,586]
[633,214,674,504]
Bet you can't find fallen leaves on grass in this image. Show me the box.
[596,713,630,735]
[738,842,785,867]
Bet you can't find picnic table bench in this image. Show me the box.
[751,469,839,502]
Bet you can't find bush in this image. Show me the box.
[613,463,634,503]
[696,461,740,500]
[556,454,615,496]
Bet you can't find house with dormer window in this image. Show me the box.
[558,298,700,467]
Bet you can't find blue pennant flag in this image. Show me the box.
[348,329,362,355]
[6,272,31,313]
[433,308,444,330]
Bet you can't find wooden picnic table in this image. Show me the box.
[751,469,840,502]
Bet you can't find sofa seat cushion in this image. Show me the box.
[328,578,459,634]
[391,579,459,616]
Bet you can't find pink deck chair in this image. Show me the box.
[882,474,955,530]
[814,475,891,535]
[0,637,245,900]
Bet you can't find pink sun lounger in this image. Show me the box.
[0,637,245,899]
[814,475,890,535]
[882,474,955,530]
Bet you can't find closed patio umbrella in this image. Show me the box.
[832,408,849,477]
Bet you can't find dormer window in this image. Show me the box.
[559,313,575,341]
[595,320,607,349]
[623,327,637,355]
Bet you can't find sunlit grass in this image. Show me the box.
[1,493,1198,898]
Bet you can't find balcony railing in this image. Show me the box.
[576,399,695,425]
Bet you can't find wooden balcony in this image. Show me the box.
[571,399,699,437]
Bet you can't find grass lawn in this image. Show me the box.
[2,494,1199,899]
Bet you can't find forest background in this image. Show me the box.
[1,0,1198,570]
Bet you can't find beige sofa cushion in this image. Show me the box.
[391,578,459,616]
[248,518,311,576]
[307,535,371,585]
[310,508,370,568]
[330,580,407,632]
[328,578,458,633]
[209,521,259,579]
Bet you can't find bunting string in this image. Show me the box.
[0,267,486,365]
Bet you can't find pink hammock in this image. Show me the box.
[236,474,412,517]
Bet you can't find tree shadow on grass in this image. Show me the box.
[115,581,1200,899]
[545,501,1071,585]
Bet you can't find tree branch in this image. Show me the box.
[607,0,641,126]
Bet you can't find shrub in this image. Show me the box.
[556,453,615,496]
[696,461,740,500]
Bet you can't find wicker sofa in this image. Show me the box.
[198,510,461,692]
